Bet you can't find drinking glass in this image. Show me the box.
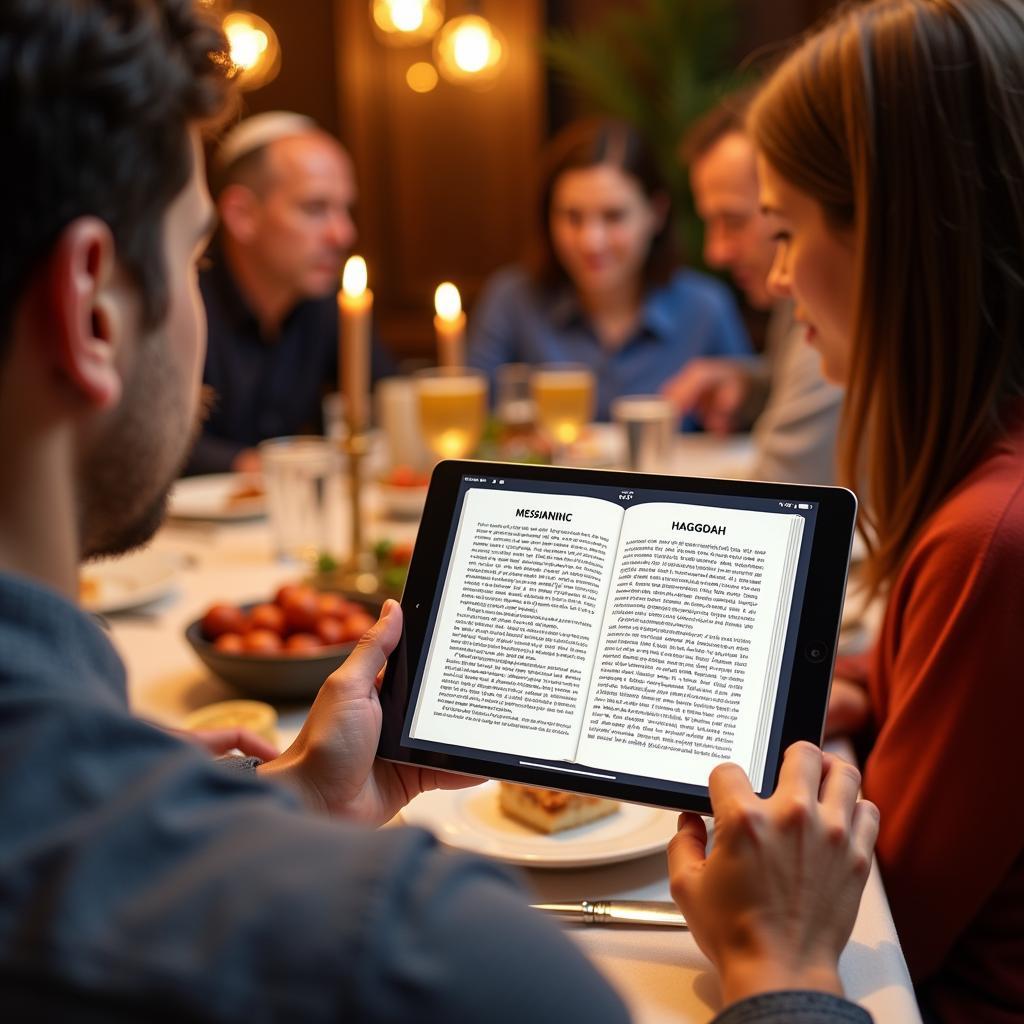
[376,376,432,471]
[611,394,677,473]
[531,363,596,463]
[495,362,535,432]
[259,436,343,564]
[414,367,488,461]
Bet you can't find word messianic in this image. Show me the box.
[515,508,573,522]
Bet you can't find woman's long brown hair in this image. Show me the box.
[750,0,1024,593]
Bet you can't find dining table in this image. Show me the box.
[101,433,920,1024]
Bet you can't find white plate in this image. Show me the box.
[400,780,679,868]
[168,473,265,520]
[80,548,182,614]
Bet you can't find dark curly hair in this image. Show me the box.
[0,0,231,347]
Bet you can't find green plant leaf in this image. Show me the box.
[543,0,752,267]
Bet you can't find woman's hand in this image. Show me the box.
[258,600,480,825]
[667,742,879,1007]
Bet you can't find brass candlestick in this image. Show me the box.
[342,429,379,593]
[309,429,378,596]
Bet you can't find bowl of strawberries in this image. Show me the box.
[185,584,379,699]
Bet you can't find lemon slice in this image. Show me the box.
[184,700,278,744]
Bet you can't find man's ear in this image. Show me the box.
[46,216,124,411]
[218,183,261,244]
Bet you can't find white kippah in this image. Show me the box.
[215,111,318,169]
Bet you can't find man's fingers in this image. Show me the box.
[819,754,862,821]
[850,799,880,868]
[331,600,402,690]
[424,769,484,792]
[662,363,717,413]
[775,740,825,802]
[707,760,756,818]
[668,812,709,870]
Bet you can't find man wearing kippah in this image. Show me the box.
[186,111,392,475]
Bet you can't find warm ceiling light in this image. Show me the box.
[406,61,439,94]
[371,0,444,46]
[222,11,281,91]
[434,13,506,87]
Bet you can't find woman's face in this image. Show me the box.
[549,164,666,299]
[757,155,856,384]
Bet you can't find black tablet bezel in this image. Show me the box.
[378,460,856,814]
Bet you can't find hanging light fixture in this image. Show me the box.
[222,10,281,91]
[371,0,444,46]
[434,8,506,87]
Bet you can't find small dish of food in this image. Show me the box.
[185,584,378,700]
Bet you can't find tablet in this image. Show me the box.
[378,460,856,814]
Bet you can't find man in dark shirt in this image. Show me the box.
[0,2,876,1021]
[187,111,392,475]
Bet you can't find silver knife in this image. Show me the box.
[531,899,687,928]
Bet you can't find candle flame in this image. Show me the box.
[434,281,462,321]
[342,256,368,297]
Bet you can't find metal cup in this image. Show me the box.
[611,395,677,473]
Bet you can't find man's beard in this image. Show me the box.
[78,338,203,561]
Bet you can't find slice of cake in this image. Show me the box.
[498,782,619,834]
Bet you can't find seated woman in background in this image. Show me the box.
[466,118,751,423]
[744,0,1024,1020]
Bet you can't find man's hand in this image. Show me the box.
[668,742,879,1007]
[258,600,479,825]
[661,358,754,434]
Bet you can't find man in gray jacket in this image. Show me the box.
[664,92,844,486]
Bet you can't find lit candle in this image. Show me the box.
[339,256,373,434]
[434,281,466,368]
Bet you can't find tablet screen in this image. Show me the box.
[379,462,855,812]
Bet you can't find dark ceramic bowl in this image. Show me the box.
[184,598,379,700]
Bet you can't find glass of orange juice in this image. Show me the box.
[531,363,596,463]
[414,367,488,461]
